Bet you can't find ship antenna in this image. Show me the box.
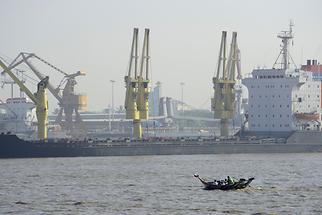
[272,20,297,70]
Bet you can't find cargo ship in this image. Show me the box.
[1,131,322,158]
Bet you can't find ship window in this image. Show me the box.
[318,105,320,108]
[308,85,310,88]
[265,114,268,117]
[280,105,282,108]
[318,85,320,88]
[317,95,320,98]
[272,95,275,98]
[251,105,253,108]
[308,105,310,108]
[280,85,283,88]
[258,105,261,108]
[265,124,268,127]
[272,124,275,127]
[272,104,275,107]
[251,114,253,117]
[280,114,282,117]
[281,76,284,78]
[259,95,262,98]
[268,76,271,78]
[265,105,267,108]
[272,114,275,117]
[257,85,260,88]
[280,124,282,127]
[308,95,310,98]
[287,114,289,117]
[287,105,289,108]
[258,115,260,118]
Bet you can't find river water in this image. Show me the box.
[1,153,322,215]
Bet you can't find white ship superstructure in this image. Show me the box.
[242,23,321,132]
[0,97,36,134]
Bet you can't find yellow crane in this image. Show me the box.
[6,52,86,138]
[0,59,49,139]
[124,28,150,138]
[212,31,238,137]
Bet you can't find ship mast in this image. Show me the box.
[273,21,295,70]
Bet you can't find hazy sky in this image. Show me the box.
[1,0,322,112]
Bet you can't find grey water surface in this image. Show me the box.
[1,153,322,215]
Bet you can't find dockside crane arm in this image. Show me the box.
[0,59,38,104]
[20,53,63,103]
[124,28,139,120]
[137,28,150,120]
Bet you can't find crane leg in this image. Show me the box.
[133,119,142,139]
[220,119,229,137]
[36,109,48,139]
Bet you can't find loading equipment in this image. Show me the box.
[212,31,239,137]
[124,28,150,138]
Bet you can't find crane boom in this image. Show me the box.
[21,53,62,103]
[0,59,37,104]
[137,28,150,120]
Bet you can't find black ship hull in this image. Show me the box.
[1,134,322,158]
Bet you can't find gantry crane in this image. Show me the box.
[0,59,49,139]
[212,31,238,137]
[5,52,86,137]
[124,28,150,138]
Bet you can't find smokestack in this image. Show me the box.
[166,97,174,118]
[159,97,168,117]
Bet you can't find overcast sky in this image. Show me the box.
[1,0,322,112]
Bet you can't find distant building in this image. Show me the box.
[149,81,161,116]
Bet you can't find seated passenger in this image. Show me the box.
[227,176,234,185]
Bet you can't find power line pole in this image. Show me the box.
[180,82,185,130]
[110,80,115,132]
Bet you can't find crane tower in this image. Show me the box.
[212,31,238,137]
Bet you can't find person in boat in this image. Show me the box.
[227,176,234,185]
[213,179,218,185]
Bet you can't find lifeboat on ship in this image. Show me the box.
[294,112,320,121]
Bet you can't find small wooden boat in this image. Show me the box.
[194,174,254,190]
